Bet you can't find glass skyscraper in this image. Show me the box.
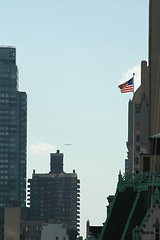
[0,46,27,207]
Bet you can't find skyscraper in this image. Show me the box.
[127,0,160,173]
[149,0,160,137]
[0,46,27,207]
[28,150,80,240]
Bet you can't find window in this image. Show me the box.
[33,226,36,231]
[136,146,140,152]
[143,157,150,172]
[154,219,160,239]
[38,226,42,231]
[136,135,140,142]
[136,123,140,130]
[155,228,160,240]
[135,104,141,113]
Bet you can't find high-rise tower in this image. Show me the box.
[127,0,160,173]
[28,150,80,240]
[149,0,160,136]
[0,46,27,207]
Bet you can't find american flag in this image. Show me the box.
[118,77,134,93]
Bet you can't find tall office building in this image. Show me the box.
[127,0,160,173]
[28,150,80,240]
[149,0,160,136]
[0,46,27,207]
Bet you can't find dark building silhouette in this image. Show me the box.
[50,150,63,173]
[86,219,102,240]
[28,150,80,240]
[0,46,27,207]
[149,0,160,137]
[99,172,160,240]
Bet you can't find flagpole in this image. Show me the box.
[132,73,135,173]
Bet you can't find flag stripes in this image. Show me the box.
[118,77,134,93]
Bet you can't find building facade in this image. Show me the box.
[28,150,80,240]
[127,61,149,173]
[41,222,69,240]
[21,219,42,240]
[149,0,160,137]
[98,172,160,240]
[127,0,160,174]
[4,205,21,240]
[0,47,27,207]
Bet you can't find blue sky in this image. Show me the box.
[0,0,149,237]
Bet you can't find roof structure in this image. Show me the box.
[149,132,160,139]
[98,172,160,240]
